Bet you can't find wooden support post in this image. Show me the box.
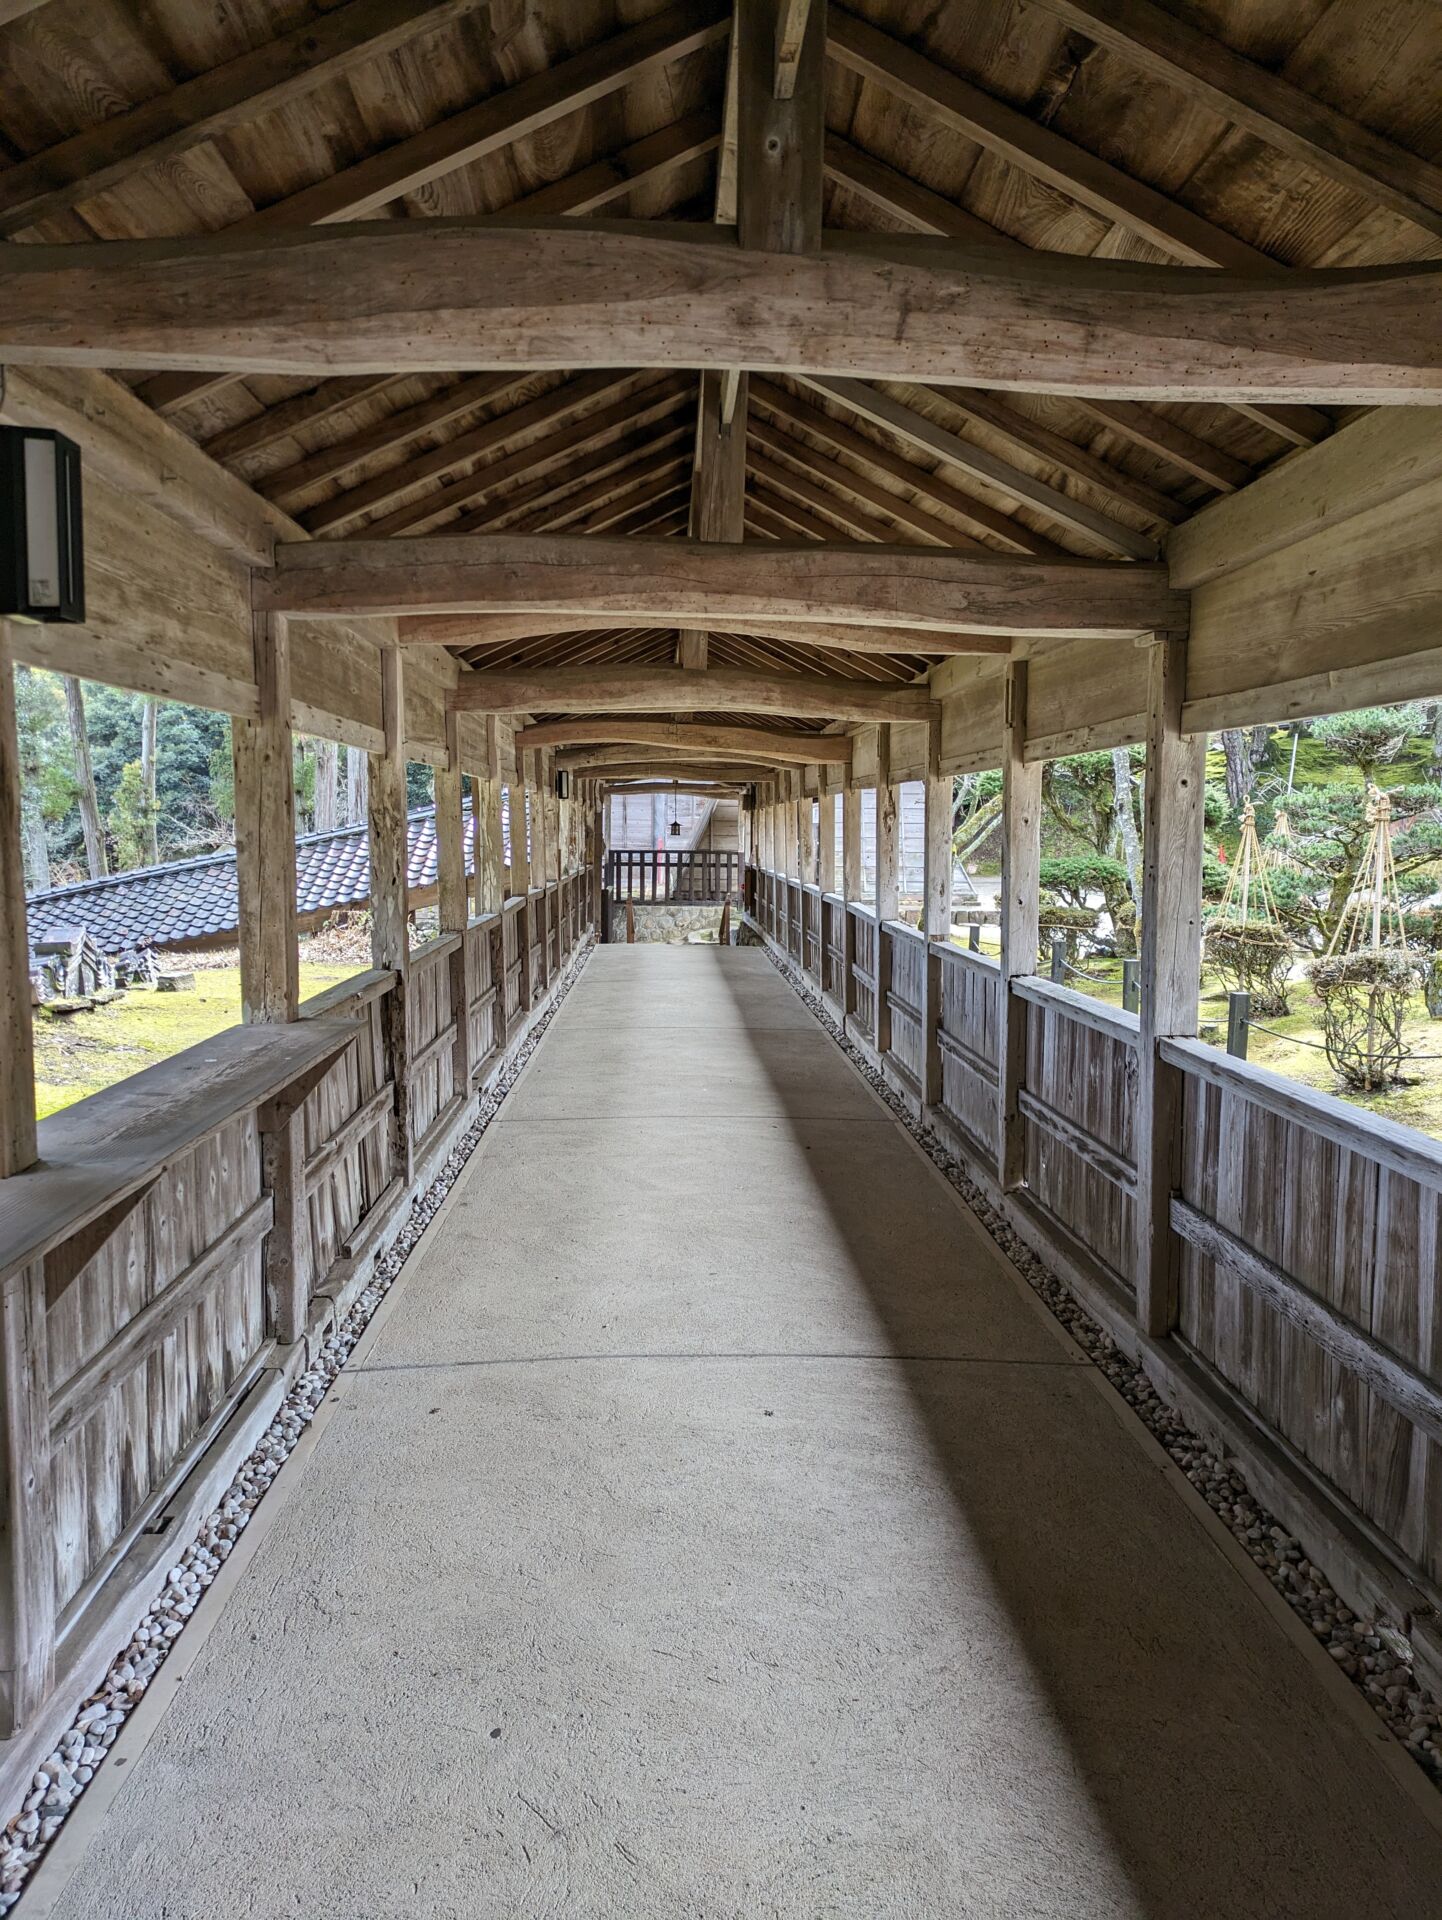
[0,1256,54,1735]
[817,783,836,895]
[841,784,861,1021]
[476,716,505,916]
[921,760,952,1111]
[369,643,412,1180]
[998,662,1041,1190]
[874,736,899,1059]
[797,785,814,890]
[258,1103,307,1348]
[0,624,37,1178]
[1135,635,1206,1339]
[233,609,298,1024]
[510,772,532,1013]
[437,712,472,1098]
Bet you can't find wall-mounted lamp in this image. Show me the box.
[1,427,84,623]
[554,769,572,800]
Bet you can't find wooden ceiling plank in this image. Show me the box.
[135,1,730,414]
[303,370,637,535]
[507,434,694,533]
[1032,0,1442,243]
[823,133,1008,245]
[199,375,406,466]
[403,609,1001,659]
[751,377,1064,554]
[1072,398,1253,492]
[452,663,932,723]
[507,113,719,217]
[1227,402,1334,449]
[826,6,1273,270]
[0,0,484,239]
[801,374,1161,559]
[261,372,530,507]
[13,224,1437,405]
[374,378,693,538]
[260,532,1188,636]
[750,418,978,546]
[573,474,692,535]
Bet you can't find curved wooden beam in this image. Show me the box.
[4,224,1436,404]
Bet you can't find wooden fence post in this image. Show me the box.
[921,759,952,1111]
[0,623,37,1179]
[370,643,412,1183]
[1135,635,1206,1339]
[874,734,899,1060]
[841,784,861,1022]
[0,1256,54,1735]
[998,663,1041,1191]
[437,711,471,1099]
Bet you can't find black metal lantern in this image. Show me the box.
[669,781,682,836]
[554,769,571,800]
[0,427,84,623]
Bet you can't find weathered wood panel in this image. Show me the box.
[884,923,925,1094]
[1018,980,1138,1294]
[298,977,396,1287]
[937,945,1001,1166]
[47,1113,266,1617]
[407,936,460,1151]
[1176,1051,1442,1587]
[849,905,877,1035]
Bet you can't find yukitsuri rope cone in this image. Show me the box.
[1204,800,1294,1015]
[1311,787,1423,1089]
[0,939,594,1912]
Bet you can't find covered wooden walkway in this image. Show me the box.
[30,946,1442,1919]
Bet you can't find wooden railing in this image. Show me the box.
[0,863,592,1763]
[743,858,1442,1648]
[606,849,740,902]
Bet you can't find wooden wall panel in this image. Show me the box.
[1024,634,1148,762]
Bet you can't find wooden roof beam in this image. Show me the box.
[1032,0,1442,245]
[11,224,1437,404]
[450,426,693,536]
[258,533,1188,636]
[402,611,1005,659]
[528,720,851,763]
[200,375,408,467]
[136,0,730,415]
[0,0,484,240]
[451,664,934,723]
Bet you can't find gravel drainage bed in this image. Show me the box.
[761,941,1442,1794]
[0,939,593,1912]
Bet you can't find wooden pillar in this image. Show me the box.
[510,768,532,1013]
[234,606,308,1347]
[679,369,747,671]
[0,1253,54,1734]
[0,623,36,1178]
[921,759,952,1111]
[874,733,899,1059]
[797,785,814,890]
[369,643,412,1181]
[998,662,1041,1191]
[233,609,298,1024]
[1135,636,1206,1338]
[818,784,837,895]
[841,784,861,1022]
[437,712,472,1099]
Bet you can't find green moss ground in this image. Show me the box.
[33,964,361,1120]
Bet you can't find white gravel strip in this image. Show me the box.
[0,939,594,1912]
[761,940,1442,1792]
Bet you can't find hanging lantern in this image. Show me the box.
[0,426,85,623]
[669,781,682,836]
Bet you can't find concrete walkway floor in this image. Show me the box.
[33,946,1442,1918]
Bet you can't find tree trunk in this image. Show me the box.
[1430,700,1442,779]
[1221,728,1251,810]
[345,745,368,823]
[313,737,338,833]
[61,675,108,879]
[138,697,160,866]
[1111,748,1142,904]
[20,791,50,893]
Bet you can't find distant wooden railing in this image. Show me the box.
[606,849,740,902]
[743,856,1442,1650]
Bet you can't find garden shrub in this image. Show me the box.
[1308,949,1423,1091]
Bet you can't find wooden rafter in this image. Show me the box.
[525,719,850,762]
[10,224,1436,403]
[1031,0,1442,244]
[135,0,731,415]
[0,0,485,240]
[508,113,720,217]
[406,611,1001,659]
